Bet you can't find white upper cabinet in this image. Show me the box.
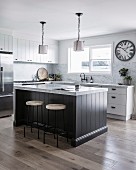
[33,41,43,63]
[47,44,58,63]
[13,38,18,61]
[13,37,58,64]
[0,33,13,52]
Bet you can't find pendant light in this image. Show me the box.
[39,21,48,54]
[73,13,84,51]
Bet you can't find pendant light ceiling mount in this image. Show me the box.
[39,21,48,54]
[73,12,84,51]
[75,13,83,17]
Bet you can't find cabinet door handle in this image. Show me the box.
[0,48,3,50]
[111,106,116,109]
[111,96,116,98]
[112,88,116,91]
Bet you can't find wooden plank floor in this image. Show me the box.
[0,116,136,170]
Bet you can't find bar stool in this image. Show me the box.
[24,100,44,139]
[44,104,68,147]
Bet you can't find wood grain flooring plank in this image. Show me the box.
[0,116,136,170]
[0,164,9,170]
[66,146,116,168]
[0,133,84,170]
[26,140,112,170]
[0,150,34,170]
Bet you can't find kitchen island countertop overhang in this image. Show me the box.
[14,83,108,96]
[14,84,108,146]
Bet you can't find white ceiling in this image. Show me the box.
[0,0,136,40]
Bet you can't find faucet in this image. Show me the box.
[80,73,86,82]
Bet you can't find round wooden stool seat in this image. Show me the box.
[46,104,66,110]
[26,100,44,106]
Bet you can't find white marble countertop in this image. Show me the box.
[14,83,108,96]
[53,81,134,88]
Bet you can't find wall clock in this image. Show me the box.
[115,40,135,61]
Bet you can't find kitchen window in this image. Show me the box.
[68,47,90,73]
[68,44,112,74]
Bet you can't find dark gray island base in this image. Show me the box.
[14,84,108,147]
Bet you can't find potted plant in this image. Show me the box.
[123,76,132,85]
[55,73,62,81]
[119,68,128,77]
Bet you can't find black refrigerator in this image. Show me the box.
[0,52,13,117]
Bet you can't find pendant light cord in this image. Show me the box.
[42,23,44,45]
[78,15,80,41]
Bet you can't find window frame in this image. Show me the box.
[68,43,113,75]
[89,44,113,75]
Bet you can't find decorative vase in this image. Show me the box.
[123,79,132,85]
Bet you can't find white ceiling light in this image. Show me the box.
[73,13,84,51]
[39,21,48,54]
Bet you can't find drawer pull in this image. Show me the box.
[111,96,116,99]
[112,88,116,91]
[111,106,116,109]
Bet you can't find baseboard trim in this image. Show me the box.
[71,126,108,147]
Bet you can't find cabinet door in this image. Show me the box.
[8,35,13,52]
[29,41,34,62]
[108,87,127,94]
[33,41,41,63]
[47,44,58,63]
[18,39,26,61]
[108,93,126,105]
[13,38,18,61]
[4,35,13,52]
[4,35,9,51]
[25,40,30,62]
[0,34,4,51]
[21,39,26,61]
[0,34,13,52]
[107,104,126,116]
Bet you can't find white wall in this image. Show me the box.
[53,31,136,84]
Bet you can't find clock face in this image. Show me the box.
[115,40,135,61]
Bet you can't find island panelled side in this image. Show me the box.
[14,89,108,146]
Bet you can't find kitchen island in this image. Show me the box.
[14,84,108,146]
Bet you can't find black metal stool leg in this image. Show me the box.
[43,126,46,144]
[24,127,26,137]
[54,110,56,139]
[63,110,68,142]
[43,104,46,144]
[63,110,65,130]
[37,106,39,139]
[24,105,29,138]
[48,109,49,127]
[31,106,33,133]
[57,128,58,148]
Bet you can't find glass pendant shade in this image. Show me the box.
[73,40,84,51]
[39,45,48,54]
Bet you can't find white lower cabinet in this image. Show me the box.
[107,93,126,105]
[82,83,134,121]
[103,86,134,121]
[107,104,126,116]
